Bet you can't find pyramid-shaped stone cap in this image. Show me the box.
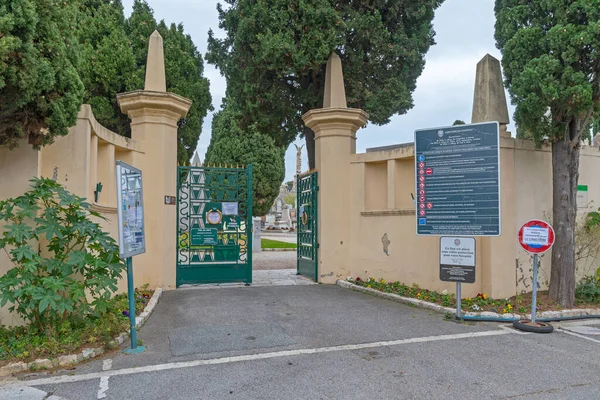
[323,53,347,108]
[144,30,167,92]
[191,151,201,167]
[471,54,510,124]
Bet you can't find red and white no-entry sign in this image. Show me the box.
[518,219,555,254]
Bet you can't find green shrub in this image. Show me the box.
[575,269,600,304]
[0,178,125,332]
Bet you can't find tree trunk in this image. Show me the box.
[548,124,581,307]
[304,125,315,171]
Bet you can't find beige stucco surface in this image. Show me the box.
[0,31,190,325]
[311,135,600,299]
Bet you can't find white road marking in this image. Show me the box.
[498,324,531,335]
[6,329,512,388]
[558,328,600,344]
[553,319,600,328]
[97,377,109,399]
[97,359,112,399]
[102,359,112,371]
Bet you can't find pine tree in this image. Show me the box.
[207,0,445,169]
[0,0,84,149]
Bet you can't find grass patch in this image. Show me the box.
[261,239,297,249]
[0,286,153,366]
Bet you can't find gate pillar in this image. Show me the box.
[117,31,191,289]
[302,53,368,283]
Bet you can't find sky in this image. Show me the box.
[122,0,516,181]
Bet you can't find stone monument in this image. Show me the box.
[471,54,511,137]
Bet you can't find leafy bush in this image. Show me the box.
[0,285,153,363]
[0,178,125,332]
[575,269,600,304]
[586,208,600,230]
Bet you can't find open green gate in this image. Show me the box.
[176,165,252,286]
[297,171,318,281]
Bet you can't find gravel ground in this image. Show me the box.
[253,250,296,270]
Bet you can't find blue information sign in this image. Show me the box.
[415,122,501,236]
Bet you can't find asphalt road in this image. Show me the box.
[5,285,600,399]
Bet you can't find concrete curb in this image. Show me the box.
[336,280,456,315]
[0,287,163,378]
[261,248,297,252]
[336,280,600,320]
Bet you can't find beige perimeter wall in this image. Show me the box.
[0,106,164,326]
[318,137,600,299]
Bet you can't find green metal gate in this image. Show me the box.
[176,165,252,286]
[297,171,318,281]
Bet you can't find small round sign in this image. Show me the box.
[518,219,555,254]
[206,209,223,225]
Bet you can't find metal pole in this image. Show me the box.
[127,257,137,349]
[247,164,253,284]
[456,282,462,319]
[531,254,538,324]
[123,257,145,354]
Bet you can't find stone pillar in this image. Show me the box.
[302,53,368,283]
[253,218,262,253]
[117,31,192,290]
[471,53,516,298]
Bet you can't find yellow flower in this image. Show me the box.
[380,279,386,284]
[417,292,421,298]
[483,294,488,300]
[367,284,372,288]
[465,297,471,301]
[502,308,508,314]
[507,304,513,309]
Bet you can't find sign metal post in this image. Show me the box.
[439,236,475,318]
[116,161,146,354]
[518,219,555,325]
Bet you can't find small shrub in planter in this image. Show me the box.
[0,178,125,332]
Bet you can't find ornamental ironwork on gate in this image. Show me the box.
[297,171,318,281]
[176,165,252,286]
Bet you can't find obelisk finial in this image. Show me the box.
[323,52,347,108]
[471,54,510,126]
[144,30,167,92]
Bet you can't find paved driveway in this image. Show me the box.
[6,284,600,399]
